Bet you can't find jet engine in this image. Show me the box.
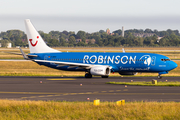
[119,72,138,75]
[90,66,110,76]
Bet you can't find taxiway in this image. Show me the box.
[0,76,179,102]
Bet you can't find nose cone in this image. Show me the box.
[170,61,178,70]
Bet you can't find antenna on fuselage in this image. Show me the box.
[122,48,125,53]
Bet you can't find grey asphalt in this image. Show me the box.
[0,76,180,102]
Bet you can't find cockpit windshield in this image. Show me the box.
[161,59,171,61]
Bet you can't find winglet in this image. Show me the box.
[19,47,29,60]
[122,48,125,53]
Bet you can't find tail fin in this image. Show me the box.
[24,19,60,53]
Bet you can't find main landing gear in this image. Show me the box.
[84,72,109,78]
[85,73,92,78]
[101,76,109,78]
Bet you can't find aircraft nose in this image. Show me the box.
[170,61,178,70]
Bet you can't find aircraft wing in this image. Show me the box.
[34,59,111,70]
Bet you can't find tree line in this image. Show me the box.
[0,28,180,47]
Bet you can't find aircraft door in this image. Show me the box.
[44,55,48,65]
[44,55,48,60]
[151,56,156,66]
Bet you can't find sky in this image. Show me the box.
[1,0,180,33]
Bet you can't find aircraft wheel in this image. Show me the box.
[157,75,162,79]
[101,76,109,78]
[85,73,92,78]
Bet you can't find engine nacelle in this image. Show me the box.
[90,66,110,76]
[119,72,138,75]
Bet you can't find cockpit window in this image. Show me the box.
[161,59,171,61]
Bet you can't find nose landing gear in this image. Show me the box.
[157,71,168,79]
[157,75,162,79]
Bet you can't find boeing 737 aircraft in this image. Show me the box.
[21,19,177,78]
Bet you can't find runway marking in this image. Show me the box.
[47,78,76,80]
[29,96,37,98]
[38,96,46,97]
[21,89,129,99]
[54,94,61,96]
[0,91,61,95]
[20,88,180,100]
[116,90,121,91]
[93,91,99,93]
[123,89,128,91]
[70,93,77,95]
[22,93,180,99]
[101,91,107,93]
[47,95,54,97]
[21,97,28,99]
[109,90,114,92]
[88,93,180,95]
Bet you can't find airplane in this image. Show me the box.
[20,19,177,79]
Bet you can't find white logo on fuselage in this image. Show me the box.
[140,55,151,66]
[83,55,152,65]
[83,55,136,64]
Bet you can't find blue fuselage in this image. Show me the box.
[29,52,177,75]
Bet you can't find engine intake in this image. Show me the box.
[90,66,110,76]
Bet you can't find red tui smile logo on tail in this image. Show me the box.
[29,36,39,47]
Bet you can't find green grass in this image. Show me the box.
[0,100,180,120]
[107,81,180,86]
